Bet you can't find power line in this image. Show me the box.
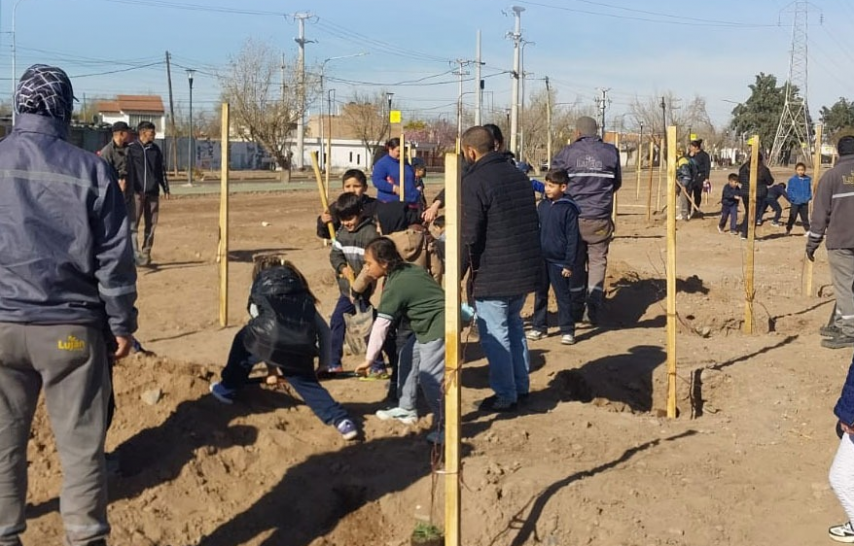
[99,0,284,16]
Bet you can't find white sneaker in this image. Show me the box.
[829,521,854,543]
[375,407,418,425]
[561,333,576,345]
[526,330,546,341]
[675,215,684,221]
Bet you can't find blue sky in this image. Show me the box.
[4,0,853,128]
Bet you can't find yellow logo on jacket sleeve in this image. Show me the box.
[57,335,86,351]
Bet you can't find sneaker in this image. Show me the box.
[336,418,359,441]
[822,335,854,350]
[771,220,781,227]
[675,214,684,221]
[821,324,843,338]
[740,235,747,240]
[717,225,724,233]
[324,364,344,374]
[477,395,517,413]
[426,430,444,445]
[359,367,390,381]
[375,406,418,425]
[829,521,854,543]
[526,329,546,341]
[209,382,235,404]
[561,333,576,345]
[756,220,762,226]
[584,305,600,326]
[785,228,792,236]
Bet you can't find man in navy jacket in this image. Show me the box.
[551,116,621,325]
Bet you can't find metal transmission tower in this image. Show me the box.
[770,2,819,167]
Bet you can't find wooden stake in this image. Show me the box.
[325,111,332,203]
[400,132,406,202]
[635,134,642,201]
[665,125,678,418]
[803,123,822,297]
[310,151,336,240]
[646,140,654,224]
[612,133,620,230]
[218,103,230,327]
[443,151,462,546]
[743,136,760,334]
[657,143,664,210]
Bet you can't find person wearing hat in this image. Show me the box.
[100,121,133,221]
[689,139,711,218]
[550,116,621,326]
[0,64,137,546]
[807,135,854,349]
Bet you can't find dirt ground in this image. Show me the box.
[20,168,850,546]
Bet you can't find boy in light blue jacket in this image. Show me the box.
[785,162,812,235]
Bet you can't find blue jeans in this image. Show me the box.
[221,327,349,426]
[475,295,530,402]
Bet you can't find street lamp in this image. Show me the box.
[386,92,394,141]
[11,0,31,125]
[186,69,195,187]
[319,52,366,172]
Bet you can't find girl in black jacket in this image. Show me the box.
[209,256,359,441]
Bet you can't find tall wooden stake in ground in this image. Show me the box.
[743,137,760,334]
[218,103,230,327]
[665,126,678,418]
[443,152,462,546]
[646,140,654,224]
[803,123,823,296]
[635,133,642,200]
[612,132,620,230]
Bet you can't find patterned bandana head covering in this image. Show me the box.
[15,64,75,122]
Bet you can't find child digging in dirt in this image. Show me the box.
[316,169,377,240]
[356,237,445,444]
[209,256,359,441]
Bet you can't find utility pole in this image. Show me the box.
[519,40,534,160]
[165,51,178,176]
[474,30,484,126]
[660,96,667,152]
[453,59,473,143]
[545,76,552,170]
[596,88,611,139]
[292,12,316,170]
[505,5,524,158]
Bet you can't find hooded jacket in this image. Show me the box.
[786,174,812,205]
[551,135,622,220]
[738,160,774,201]
[371,153,418,204]
[0,113,138,336]
[127,139,170,196]
[538,195,581,269]
[462,151,541,298]
[329,217,378,297]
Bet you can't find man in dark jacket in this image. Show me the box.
[0,64,137,546]
[807,135,854,349]
[551,116,621,325]
[99,121,132,211]
[689,139,711,218]
[461,126,541,412]
[737,152,774,239]
[126,121,170,266]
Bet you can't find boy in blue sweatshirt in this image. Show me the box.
[785,161,812,235]
[527,169,581,345]
[718,173,741,234]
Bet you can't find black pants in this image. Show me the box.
[759,197,782,222]
[787,203,810,232]
[692,184,703,215]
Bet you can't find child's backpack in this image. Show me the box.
[243,266,318,375]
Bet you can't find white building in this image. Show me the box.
[96,95,167,139]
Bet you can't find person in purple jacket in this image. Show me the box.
[527,169,581,345]
[371,138,419,206]
[551,116,621,326]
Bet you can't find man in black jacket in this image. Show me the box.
[461,126,541,412]
[689,139,711,218]
[737,151,774,239]
[126,121,170,266]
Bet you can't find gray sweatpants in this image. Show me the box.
[0,323,111,546]
[570,217,614,314]
[397,336,444,430]
[828,249,854,337]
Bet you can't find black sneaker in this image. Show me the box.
[477,395,517,413]
[822,335,854,350]
[821,324,843,338]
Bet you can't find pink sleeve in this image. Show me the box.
[364,316,392,363]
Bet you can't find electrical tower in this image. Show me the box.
[770,1,818,167]
[596,88,611,139]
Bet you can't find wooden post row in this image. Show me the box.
[218,103,230,327]
[657,140,664,211]
[803,123,823,297]
[443,152,463,546]
[743,136,760,334]
[665,125,678,418]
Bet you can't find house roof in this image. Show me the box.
[96,95,165,114]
